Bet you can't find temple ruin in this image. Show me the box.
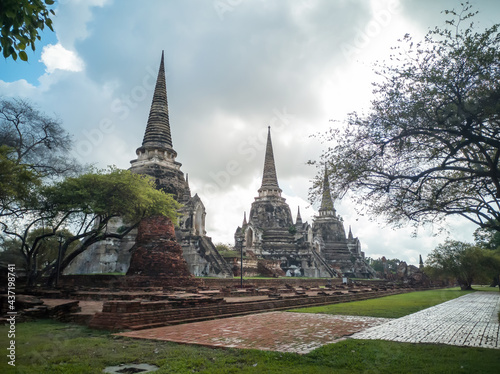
[311,169,376,278]
[65,52,232,278]
[234,128,375,278]
[66,51,374,279]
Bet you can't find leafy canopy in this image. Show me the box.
[0,0,55,61]
[0,98,81,219]
[0,228,77,270]
[425,239,500,290]
[314,3,500,232]
[42,167,181,224]
[1,167,181,286]
[0,145,40,216]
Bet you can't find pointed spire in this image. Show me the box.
[419,254,424,269]
[141,51,173,150]
[182,173,191,201]
[319,166,336,215]
[258,127,282,196]
[296,206,303,225]
[348,226,353,239]
[242,211,247,226]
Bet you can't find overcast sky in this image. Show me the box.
[1,0,499,266]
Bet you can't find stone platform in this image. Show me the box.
[88,288,408,330]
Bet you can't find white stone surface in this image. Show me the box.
[351,292,500,349]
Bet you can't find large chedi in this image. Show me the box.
[234,127,335,277]
[65,52,232,278]
[129,52,188,202]
[234,128,375,279]
[129,52,232,278]
[312,169,376,278]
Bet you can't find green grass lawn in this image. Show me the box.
[1,320,499,373]
[470,285,499,292]
[289,287,478,318]
[2,287,499,373]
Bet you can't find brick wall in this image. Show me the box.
[127,215,193,278]
[89,288,416,331]
[58,275,395,290]
[59,274,201,289]
[199,277,345,288]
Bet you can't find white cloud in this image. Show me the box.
[53,0,113,47]
[1,0,496,268]
[40,44,85,73]
[0,79,37,97]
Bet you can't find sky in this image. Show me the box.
[1,0,499,266]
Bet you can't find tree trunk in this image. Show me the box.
[25,256,38,287]
[458,278,473,290]
[490,274,500,291]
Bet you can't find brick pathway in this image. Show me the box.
[117,312,390,354]
[351,292,500,349]
[116,292,500,353]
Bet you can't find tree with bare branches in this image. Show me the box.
[314,3,500,232]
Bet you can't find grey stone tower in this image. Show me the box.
[242,127,295,254]
[235,127,334,276]
[65,52,232,278]
[312,168,376,278]
[129,51,232,277]
[129,51,189,203]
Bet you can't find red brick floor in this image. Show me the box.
[117,312,390,354]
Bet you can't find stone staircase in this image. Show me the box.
[310,248,338,277]
[199,236,233,277]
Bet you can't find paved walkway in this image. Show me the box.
[117,312,390,354]
[351,292,500,349]
[117,292,500,353]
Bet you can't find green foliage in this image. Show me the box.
[288,225,297,234]
[425,240,500,290]
[43,167,180,224]
[1,167,181,286]
[0,145,40,216]
[1,319,499,373]
[367,257,400,274]
[313,3,500,232]
[290,288,472,318]
[0,228,77,271]
[216,243,241,257]
[474,223,500,250]
[215,242,234,252]
[0,0,55,61]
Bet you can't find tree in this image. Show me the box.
[474,223,500,250]
[314,3,500,232]
[0,0,55,61]
[425,239,500,290]
[0,99,82,219]
[0,228,77,271]
[473,224,500,286]
[1,168,181,286]
[215,243,238,257]
[367,257,401,275]
[0,98,81,179]
[0,145,40,217]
